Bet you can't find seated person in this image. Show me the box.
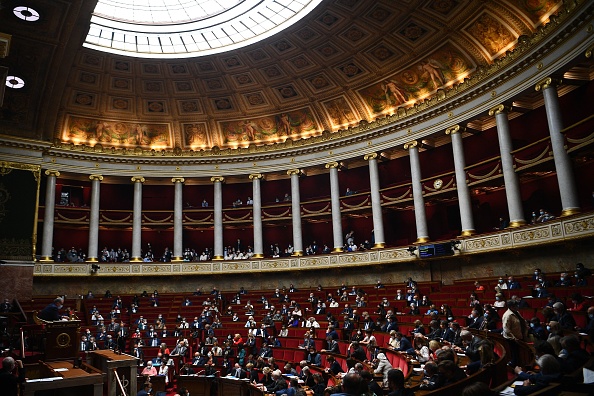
[513,354,562,395]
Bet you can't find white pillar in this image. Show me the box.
[364,153,385,248]
[40,170,59,262]
[288,169,303,256]
[87,174,103,262]
[211,176,225,260]
[172,177,185,262]
[249,173,264,258]
[446,125,476,236]
[489,105,526,227]
[404,141,430,243]
[130,176,145,262]
[326,162,344,252]
[535,77,581,216]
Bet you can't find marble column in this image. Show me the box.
[287,169,303,256]
[86,174,103,262]
[489,105,526,227]
[211,176,225,260]
[364,153,385,248]
[325,162,344,252]
[172,177,185,262]
[40,170,60,262]
[249,173,264,258]
[445,125,476,236]
[535,77,581,216]
[130,176,145,262]
[404,142,430,243]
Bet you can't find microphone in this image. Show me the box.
[196,370,205,375]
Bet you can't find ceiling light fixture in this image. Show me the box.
[5,75,25,89]
[13,6,40,22]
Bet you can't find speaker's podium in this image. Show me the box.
[32,312,81,361]
[91,350,138,396]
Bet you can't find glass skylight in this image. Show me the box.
[84,0,324,58]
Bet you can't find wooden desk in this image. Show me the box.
[91,349,138,396]
[24,360,104,396]
[176,375,213,396]
[218,376,251,396]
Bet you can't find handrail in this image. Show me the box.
[560,113,594,133]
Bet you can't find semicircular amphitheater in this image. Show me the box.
[1,1,594,394]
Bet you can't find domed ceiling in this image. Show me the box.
[0,0,564,152]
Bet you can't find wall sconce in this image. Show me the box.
[407,246,418,256]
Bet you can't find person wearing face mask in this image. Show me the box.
[38,297,68,321]
[528,317,547,341]
[574,271,588,286]
[532,268,544,281]
[493,293,506,308]
[554,272,572,287]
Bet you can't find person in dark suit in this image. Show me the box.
[321,336,340,354]
[394,333,412,353]
[258,343,272,358]
[325,355,343,375]
[467,309,484,330]
[347,341,367,362]
[136,382,151,396]
[266,370,287,394]
[230,363,247,378]
[38,297,66,321]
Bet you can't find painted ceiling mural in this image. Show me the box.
[47,0,565,151]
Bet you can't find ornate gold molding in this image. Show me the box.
[460,229,476,237]
[89,174,103,181]
[363,153,377,161]
[171,177,185,183]
[210,176,225,183]
[249,173,264,180]
[561,208,580,217]
[535,77,562,91]
[45,170,60,177]
[488,104,513,116]
[131,176,145,183]
[325,162,339,169]
[287,169,301,176]
[445,125,465,135]
[403,141,418,150]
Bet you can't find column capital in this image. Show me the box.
[210,176,225,183]
[445,125,466,135]
[403,141,418,150]
[171,177,185,183]
[363,152,377,161]
[44,170,60,177]
[89,174,103,181]
[535,77,562,92]
[249,173,264,180]
[287,169,302,176]
[325,161,339,169]
[131,176,145,183]
[488,104,513,116]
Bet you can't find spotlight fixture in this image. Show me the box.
[451,240,462,251]
[90,264,101,273]
[407,246,417,256]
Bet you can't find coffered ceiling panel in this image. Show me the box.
[0,0,567,151]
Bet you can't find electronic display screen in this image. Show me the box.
[418,242,454,258]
